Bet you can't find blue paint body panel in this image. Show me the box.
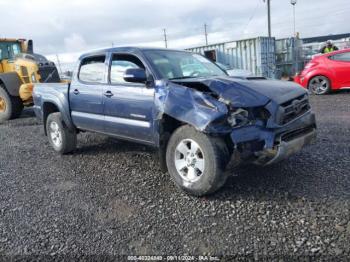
[33,47,316,154]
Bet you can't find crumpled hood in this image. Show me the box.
[174,76,307,108]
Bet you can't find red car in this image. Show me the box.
[295,48,350,95]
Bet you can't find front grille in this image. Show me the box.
[281,126,315,142]
[280,94,310,124]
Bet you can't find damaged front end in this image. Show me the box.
[229,109,316,166]
[155,76,316,167]
[227,85,316,166]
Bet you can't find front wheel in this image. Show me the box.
[166,125,229,196]
[46,112,77,154]
[308,76,331,95]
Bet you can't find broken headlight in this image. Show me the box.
[253,107,271,121]
[227,108,249,127]
[227,107,271,128]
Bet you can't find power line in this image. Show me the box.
[119,4,350,49]
[241,0,260,36]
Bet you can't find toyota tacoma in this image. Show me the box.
[33,47,316,196]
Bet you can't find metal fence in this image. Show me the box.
[275,37,304,79]
[186,37,276,78]
[186,35,350,80]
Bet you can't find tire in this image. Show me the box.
[0,85,23,123]
[166,125,229,196]
[46,112,77,154]
[308,76,331,95]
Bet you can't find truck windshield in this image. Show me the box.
[144,50,227,80]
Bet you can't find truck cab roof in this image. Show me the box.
[78,46,188,60]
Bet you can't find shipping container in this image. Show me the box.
[186,37,276,78]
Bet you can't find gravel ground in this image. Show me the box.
[0,93,349,260]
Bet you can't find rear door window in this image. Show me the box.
[79,56,106,83]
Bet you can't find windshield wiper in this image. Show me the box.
[169,75,223,80]
[169,76,197,80]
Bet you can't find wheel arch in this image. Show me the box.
[307,74,332,89]
[157,114,186,173]
[157,113,233,172]
[159,114,185,136]
[42,101,73,136]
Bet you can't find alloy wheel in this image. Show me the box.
[174,139,205,183]
[49,121,63,148]
[309,76,330,95]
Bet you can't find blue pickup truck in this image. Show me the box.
[33,47,316,196]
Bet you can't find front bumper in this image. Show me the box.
[229,111,317,166]
[253,126,316,165]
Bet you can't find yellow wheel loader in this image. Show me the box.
[0,38,61,123]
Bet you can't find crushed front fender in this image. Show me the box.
[154,80,232,134]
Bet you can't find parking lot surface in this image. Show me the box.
[0,93,349,259]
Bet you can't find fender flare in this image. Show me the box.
[41,98,75,135]
[0,72,22,96]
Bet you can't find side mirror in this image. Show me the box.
[123,68,147,83]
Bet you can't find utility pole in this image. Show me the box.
[263,0,272,37]
[291,0,298,75]
[267,0,271,37]
[163,29,168,48]
[291,0,297,37]
[204,23,208,45]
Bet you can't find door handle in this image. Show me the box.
[73,89,79,95]
[104,91,114,97]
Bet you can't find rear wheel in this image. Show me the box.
[46,112,77,154]
[308,76,331,95]
[0,85,23,123]
[166,125,229,196]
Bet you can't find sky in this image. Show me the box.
[0,0,349,66]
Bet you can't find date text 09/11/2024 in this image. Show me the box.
[127,255,220,261]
